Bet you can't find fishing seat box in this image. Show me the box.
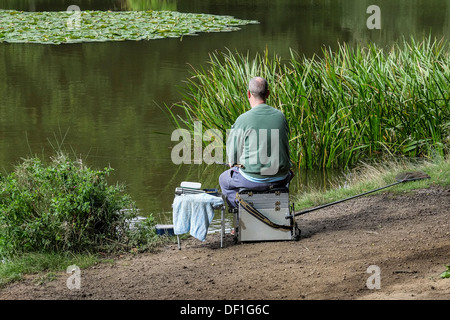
[236,188,299,243]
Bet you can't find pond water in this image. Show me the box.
[0,0,448,224]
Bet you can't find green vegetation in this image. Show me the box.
[0,152,167,287]
[0,9,258,44]
[440,265,450,279]
[169,37,449,169]
[0,152,159,258]
[0,251,99,287]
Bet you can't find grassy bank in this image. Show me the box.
[293,156,449,211]
[0,251,100,287]
[169,37,449,169]
[1,157,446,288]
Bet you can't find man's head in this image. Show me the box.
[248,77,269,106]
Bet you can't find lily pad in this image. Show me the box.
[0,10,258,44]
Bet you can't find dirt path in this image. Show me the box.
[1,187,449,301]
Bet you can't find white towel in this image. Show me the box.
[172,193,223,241]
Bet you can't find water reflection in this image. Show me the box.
[120,0,177,11]
[0,0,448,225]
[0,0,176,11]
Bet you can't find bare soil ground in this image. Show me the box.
[0,187,449,301]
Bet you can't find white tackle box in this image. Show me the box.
[235,188,300,243]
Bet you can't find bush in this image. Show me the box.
[0,152,157,257]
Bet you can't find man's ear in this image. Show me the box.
[265,89,270,99]
[247,90,252,99]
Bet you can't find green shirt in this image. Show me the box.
[226,103,291,180]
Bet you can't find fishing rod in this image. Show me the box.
[286,171,430,219]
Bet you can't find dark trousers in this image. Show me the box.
[219,167,292,208]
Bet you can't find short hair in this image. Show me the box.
[248,77,269,99]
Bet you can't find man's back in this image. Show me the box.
[226,103,291,180]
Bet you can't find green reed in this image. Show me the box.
[169,37,449,169]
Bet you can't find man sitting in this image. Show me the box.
[219,77,292,208]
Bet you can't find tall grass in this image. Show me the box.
[169,37,450,169]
